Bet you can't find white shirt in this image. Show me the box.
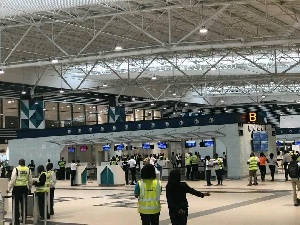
[8,166,33,192]
[150,157,156,165]
[206,159,213,171]
[267,158,277,166]
[128,159,136,168]
[71,163,77,170]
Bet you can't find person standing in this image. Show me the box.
[190,153,198,181]
[122,157,129,185]
[213,153,224,185]
[33,165,50,220]
[259,152,267,181]
[128,155,137,185]
[171,152,177,169]
[288,154,300,206]
[46,163,56,215]
[28,160,35,178]
[58,157,66,180]
[7,159,33,225]
[70,160,77,186]
[166,170,210,225]
[134,164,162,225]
[247,152,260,186]
[110,156,118,165]
[283,151,292,181]
[205,156,213,186]
[185,153,191,180]
[267,153,278,181]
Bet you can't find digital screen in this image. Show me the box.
[294,141,300,146]
[260,132,268,141]
[204,140,214,147]
[102,144,110,151]
[276,141,282,146]
[252,132,261,141]
[157,142,167,149]
[261,141,268,151]
[114,144,125,151]
[185,140,196,148]
[252,141,261,152]
[80,146,88,152]
[142,143,151,150]
[68,147,75,153]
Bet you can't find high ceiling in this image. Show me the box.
[1,0,300,108]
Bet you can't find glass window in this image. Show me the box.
[126,108,134,122]
[44,102,59,128]
[154,110,161,120]
[3,99,19,128]
[145,110,153,120]
[59,103,72,127]
[98,106,108,124]
[73,104,85,126]
[135,109,143,121]
[86,105,97,125]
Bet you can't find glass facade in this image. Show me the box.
[0,98,163,129]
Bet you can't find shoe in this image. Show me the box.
[247,184,252,186]
[294,203,298,206]
[207,184,213,186]
[253,183,258,185]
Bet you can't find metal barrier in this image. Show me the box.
[33,192,48,225]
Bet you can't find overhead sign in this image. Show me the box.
[239,112,267,124]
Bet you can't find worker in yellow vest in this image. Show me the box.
[110,156,118,165]
[190,153,198,180]
[46,163,56,215]
[213,153,224,185]
[247,152,260,186]
[7,159,33,225]
[135,164,162,224]
[33,165,50,220]
[185,153,192,180]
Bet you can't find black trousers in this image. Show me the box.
[12,186,28,224]
[49,188,55,214]
[259,165,266,181]
[124,170,129,185]
[170,214,187,225]
[216,169,223,184]
[140,213,160,225]
[191,164,198,180]
[206,170,212,185]
[130,168,136,184]
[186,165,191,179]
[59,168,65,180]
[284,162,289,180]
[71,170,76,186]
[36,192,49,219]
[269,165,275,180]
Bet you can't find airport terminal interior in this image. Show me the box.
[0,0,300,224]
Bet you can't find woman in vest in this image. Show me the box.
[134,164,161,225]
[166,170,210,225]
[33,165,50,220]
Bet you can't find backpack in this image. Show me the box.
[288,161,300,179]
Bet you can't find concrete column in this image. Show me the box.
[212,137,217,156]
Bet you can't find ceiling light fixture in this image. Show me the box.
[152,75,157,80]
[96,98,100,101]
[199,27,208,34]
[21,90,26,95]
[0,69,4,74]
[220,99,225,103]
[164,107,167,110]
[151,103,154,106]
[211,67,217,71]
[115,45,123,51]
[103,83,108,87]
[262,95,266,98]
[51,59,59,64]
[59,89,64,93]
[173,93,176,96]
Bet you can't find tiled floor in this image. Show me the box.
[4,173,300,225]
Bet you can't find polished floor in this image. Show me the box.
[4,172,300,225]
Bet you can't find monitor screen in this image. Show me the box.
[204,140,214,147]
[185,140,196,148]
[102,144,110,151]
[252,141,261,152]
[157,142,167,149]
[80,146,88,152]
[252,132,261,141]
[261,141,268,151]
[68,147,75,153]
[142,143,151,150]
[294,141,300,146]
[260,131,268,141]
[114,144,125,151]
[276,141,282,147]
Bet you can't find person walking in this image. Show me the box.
[213,153,224,185]
[259,152,267,181]
[283,151,292,181]
[247,152,260,186]
[70,160,77,186]
[33,165,50,220]
[166,170,210,225]
[190,153,198,181]
[288,154,300,206]
[122,157,129,185]
[58,157,66,180]
[205,156,213,186]
[267,153,278,181]
[7,159,33,225]
[128,155,137,185]
[46,163,56,215]
[134,164,162,225]
[171,152,177,169]
[185,153,191,180]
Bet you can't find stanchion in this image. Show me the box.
[33,192,39,225]
[11,195,15,225]
[22,194,26,225]
[43,192,47,225]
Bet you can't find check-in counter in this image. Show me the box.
[75,165,87,185]
[97,165,125,186]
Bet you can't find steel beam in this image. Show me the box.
[52,66,73,90]
[76,61,98,89]
[235,52,272,74]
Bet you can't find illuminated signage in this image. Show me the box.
[249,112,257,123]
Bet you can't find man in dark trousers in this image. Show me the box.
[28,160,35,177]
[57,157,66,180]
[7,159,33,225]
[122,157,129,185]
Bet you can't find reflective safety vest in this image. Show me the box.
[249,157,258,171]
[47,170,55,188]
[110,161,117,165]
[15,166,29,187]
[138,179,161,214]
[191,155,198,165]
[185,156,191,166]
[36,172,50,193]
[215,158,223,170]
[58,160,66,168]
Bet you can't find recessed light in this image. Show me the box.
[164,107,167,110]
[115,45,123,51]
[59,89,64,93]
[51,59,59,64]
[21,90,26,95]
[152,76,157,80]
[96,98,100,101]
[103,83,108,87]
[151,103,154,106]
[173,93,176,96]
[199,27,208,33]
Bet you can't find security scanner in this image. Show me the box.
[97,165,125,186]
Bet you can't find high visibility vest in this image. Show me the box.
[15,166,29,187]
[249,157,258,171]
[138,179,161,214]
[191,155,198,165]
[47,170,55,188]
[297,156,300,162]
[185,156,191,166]
[58,161,66,168]
[215,158,223,170]
[36,172,50,193]
[110,161,117,165]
